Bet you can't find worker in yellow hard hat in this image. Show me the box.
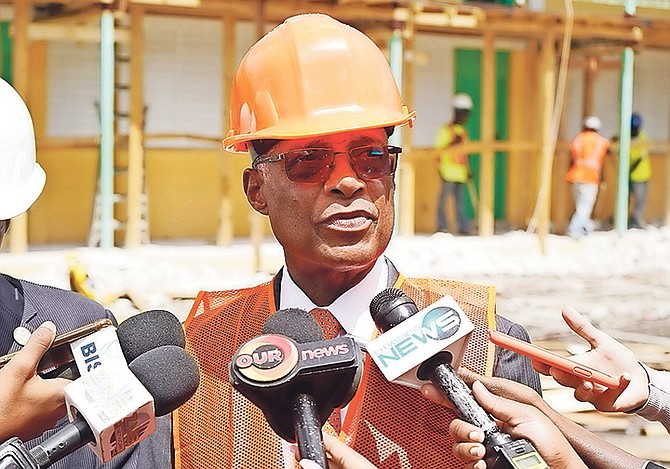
[173,14,540,469]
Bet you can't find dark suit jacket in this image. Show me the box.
[0,273,172,469]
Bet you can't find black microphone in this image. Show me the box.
[0,345,199,469]
[229,308,363,469]
[370,289,549,469]
[41,309,185,379]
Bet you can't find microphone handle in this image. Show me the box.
[292,393,328,469]
[428,361,505,440]
[29,418,93,468]
[0,438,38,469]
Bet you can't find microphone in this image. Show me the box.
[229,308,363,468]
[0,345,199,469]
[366,288,474,388]
[369,289,548,469]
[0,309,186,380]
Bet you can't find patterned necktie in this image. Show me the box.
[309,307,342,434]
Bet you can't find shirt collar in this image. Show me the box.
[279,256,388,341]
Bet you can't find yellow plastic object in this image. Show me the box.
[223,14,415,153]
[67,254,97,301]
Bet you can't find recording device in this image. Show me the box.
[366,288,474,388]
[0,309,186,380]
[0,345,199,469]
[369,289,549,469]
[229,308,363,468]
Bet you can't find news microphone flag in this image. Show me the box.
[63,361,155,463]
[70,326,126,376]
[366,294,474,388]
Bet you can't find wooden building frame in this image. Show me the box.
[3,0,670,254]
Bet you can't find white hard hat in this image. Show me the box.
[583,115,602,131]
[452,93,473,111]
[0,78,46,220]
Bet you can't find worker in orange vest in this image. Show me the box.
[566,116,610,239]
[173,13,541,469]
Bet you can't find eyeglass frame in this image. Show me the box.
[251,144,403,183]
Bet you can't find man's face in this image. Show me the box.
[243,128,395,273]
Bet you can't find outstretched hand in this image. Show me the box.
[532,305,648,413]
[0,321,70,442]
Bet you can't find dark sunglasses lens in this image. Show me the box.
[285,149,333,182]
[351,146,394,180]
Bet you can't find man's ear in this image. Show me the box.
[243,168,268,215]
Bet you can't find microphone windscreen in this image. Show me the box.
[262,308,323,343]
[369,288,419,332]
[129,345,200,416]
[117,309,186,363]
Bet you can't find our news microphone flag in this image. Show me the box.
[229,308,363,466]
[369,289,549,469]
[0,345,200,469]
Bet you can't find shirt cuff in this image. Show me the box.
[634,364,670,433]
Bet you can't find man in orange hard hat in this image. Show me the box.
[174,14,540,468]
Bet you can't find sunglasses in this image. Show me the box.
[252,145,402,183]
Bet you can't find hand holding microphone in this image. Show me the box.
[1,309,187,380]
[449,382,587,469]
[0,322,69,442]
[0,344,199,469]
[368,289,549,469]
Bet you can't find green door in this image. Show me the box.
[1,22,12,81]
[455,48,509,220]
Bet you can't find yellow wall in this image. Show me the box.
[26,145,669,244]
[29,147,261,245]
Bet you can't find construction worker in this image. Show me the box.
[0,78,168,468]
[173,14,540,469]
[435,93,474,235]
[629,113,652,229]
[566,115,610,239]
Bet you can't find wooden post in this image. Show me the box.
[216,15,235,247]
[478,30,495,236]
[250,3,266,272]
[8,0,30,253]
[125,5,145,248]
[583,56,597,119]
[536,33,557,251]
[398,11,415,237]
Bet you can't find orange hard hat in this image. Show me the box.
[223,14,416,153]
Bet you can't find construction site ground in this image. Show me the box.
[2,226,670,464]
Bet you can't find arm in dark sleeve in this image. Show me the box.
[492,314,542,396]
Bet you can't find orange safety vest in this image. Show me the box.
[174,274,496,469]
[566,130,610,185]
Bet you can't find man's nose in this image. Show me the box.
[324,153,365,196]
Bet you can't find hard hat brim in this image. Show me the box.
[0,163,46,220]
[223,110,416,153]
